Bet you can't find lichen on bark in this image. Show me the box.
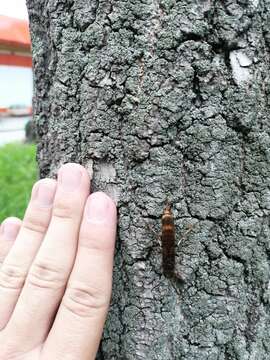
[27,0,270,358]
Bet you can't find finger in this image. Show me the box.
[0,218,22,266]
[42,192,117,360]
[0,179,57,330]
[4,163,90,352]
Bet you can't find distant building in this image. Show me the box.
[0,15,32,115]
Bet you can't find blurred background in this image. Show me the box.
[0,0,37,222]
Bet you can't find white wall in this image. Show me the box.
[0,65,33,108]
[0,0,28,20]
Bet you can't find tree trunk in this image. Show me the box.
[27,1,270,359]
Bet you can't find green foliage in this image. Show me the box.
[0,143,37,222]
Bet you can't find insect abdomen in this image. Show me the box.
[161,206,175,279]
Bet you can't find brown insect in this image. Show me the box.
[161,204,194,282]
[161,204,176,279]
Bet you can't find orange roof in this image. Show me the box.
[0,15,31,51]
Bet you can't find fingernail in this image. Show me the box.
[2,221,20,241]
[86,192,112,223]
[34,180,56,207]
[59,163,82,192]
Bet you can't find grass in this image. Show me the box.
[0,142,37,222]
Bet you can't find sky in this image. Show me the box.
[0,0,28,20]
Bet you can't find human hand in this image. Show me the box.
[0,163,117,359]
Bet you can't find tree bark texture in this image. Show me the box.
[27,1,270,359]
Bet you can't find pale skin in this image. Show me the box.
[0,163,117,359]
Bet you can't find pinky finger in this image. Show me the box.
[0,218,22,267]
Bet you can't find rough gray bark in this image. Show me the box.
[27,1,270,359]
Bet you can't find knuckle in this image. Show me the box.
[27,260,66,290]
[63,284,109,318]
[52,200,75,220]
[0,263,25,290]
[23,214,48,235]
